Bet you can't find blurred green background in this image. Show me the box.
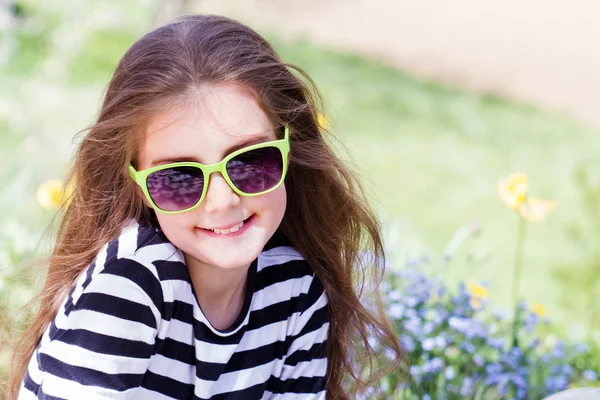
[1,0,600,386]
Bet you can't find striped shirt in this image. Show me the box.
[20,220,329,399]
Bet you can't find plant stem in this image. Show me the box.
[512,216,527,346]
[512,217,527,307]
[588,279,598,341]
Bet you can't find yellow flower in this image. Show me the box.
[498,173,556,221]
[519,197,557,222]
[317,113,329,130]
[36,179,72,209]
[498,173,528,211]
[531,303,546,317]
[468,282,488,298]
[468,282,488,309]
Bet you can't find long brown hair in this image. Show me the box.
[8,14,404,399]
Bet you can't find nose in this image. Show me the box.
[203,172,240,213]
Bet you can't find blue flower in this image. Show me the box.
[486,362,503,376]
[511,373,528,390]
[510,347,523,358]
[388,303,405,319]
[404,317,421,336]
[528,338,540,350]
[551,341,565,359]
[460,341,476,354]
[517,367,528,377]
[545,375,569,393]
[422,321,435,335]
[434,335,448,350]
[524,312,538,332]
[404,296,419,308]
[499,351,519,371]
[387,290,402,301]
[583,370,598,381]
[540,354,551,364]
[410,365,421,376]
[430,357,444,371]
[485,364,509,386]
[487,337,505,350]
[448,317,487,339]
[429,309,449,326]
[422,338,436,351]
[382,265,594,399]
[400,335,415,352]
[460,377,474,396]
[519,300,528,310]
[473,354,485,367]
[497,378,511,397]
[422,357,444,374]
[575,343,588,353]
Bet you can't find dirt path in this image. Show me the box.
[193,0,600,130]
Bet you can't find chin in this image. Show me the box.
[205,256,255,271]
[198,247,261,270]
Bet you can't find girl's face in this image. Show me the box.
[137,84,287,272]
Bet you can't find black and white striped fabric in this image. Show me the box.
[20,220,329,399]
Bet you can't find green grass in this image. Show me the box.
[270,37,600,330]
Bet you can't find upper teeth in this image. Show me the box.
[211,221,244,235]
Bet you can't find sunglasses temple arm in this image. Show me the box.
[128,165,138,183]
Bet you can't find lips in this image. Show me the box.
[209,220,244,235]
[200,215,254,236]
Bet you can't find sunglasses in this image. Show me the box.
[129,125,290,214]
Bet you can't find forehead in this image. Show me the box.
[139,84,275,167]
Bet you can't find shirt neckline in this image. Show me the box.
[190,258,258,336]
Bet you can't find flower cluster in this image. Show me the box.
[376,267,597,399]
[498,173,556,222]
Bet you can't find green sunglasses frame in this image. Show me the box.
[128,125,290,214]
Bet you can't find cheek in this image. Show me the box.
[268,184,287,214]
[251,184,287,217]
[154,213,190,238]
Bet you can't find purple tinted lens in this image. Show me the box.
[147,166,204,211]
[227,147,283,194]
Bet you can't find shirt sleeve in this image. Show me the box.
[268,274,329,400]
[21,257,163,400]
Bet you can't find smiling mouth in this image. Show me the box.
[202,215,253,235]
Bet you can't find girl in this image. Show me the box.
[9,14,403,399]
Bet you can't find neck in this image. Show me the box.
[184,255,250,324]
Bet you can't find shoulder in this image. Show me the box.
[258,245,317,286]
[259,229,313,278]
[257,242,328,314]
[256,245,330,351]
[70,220,185,312]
